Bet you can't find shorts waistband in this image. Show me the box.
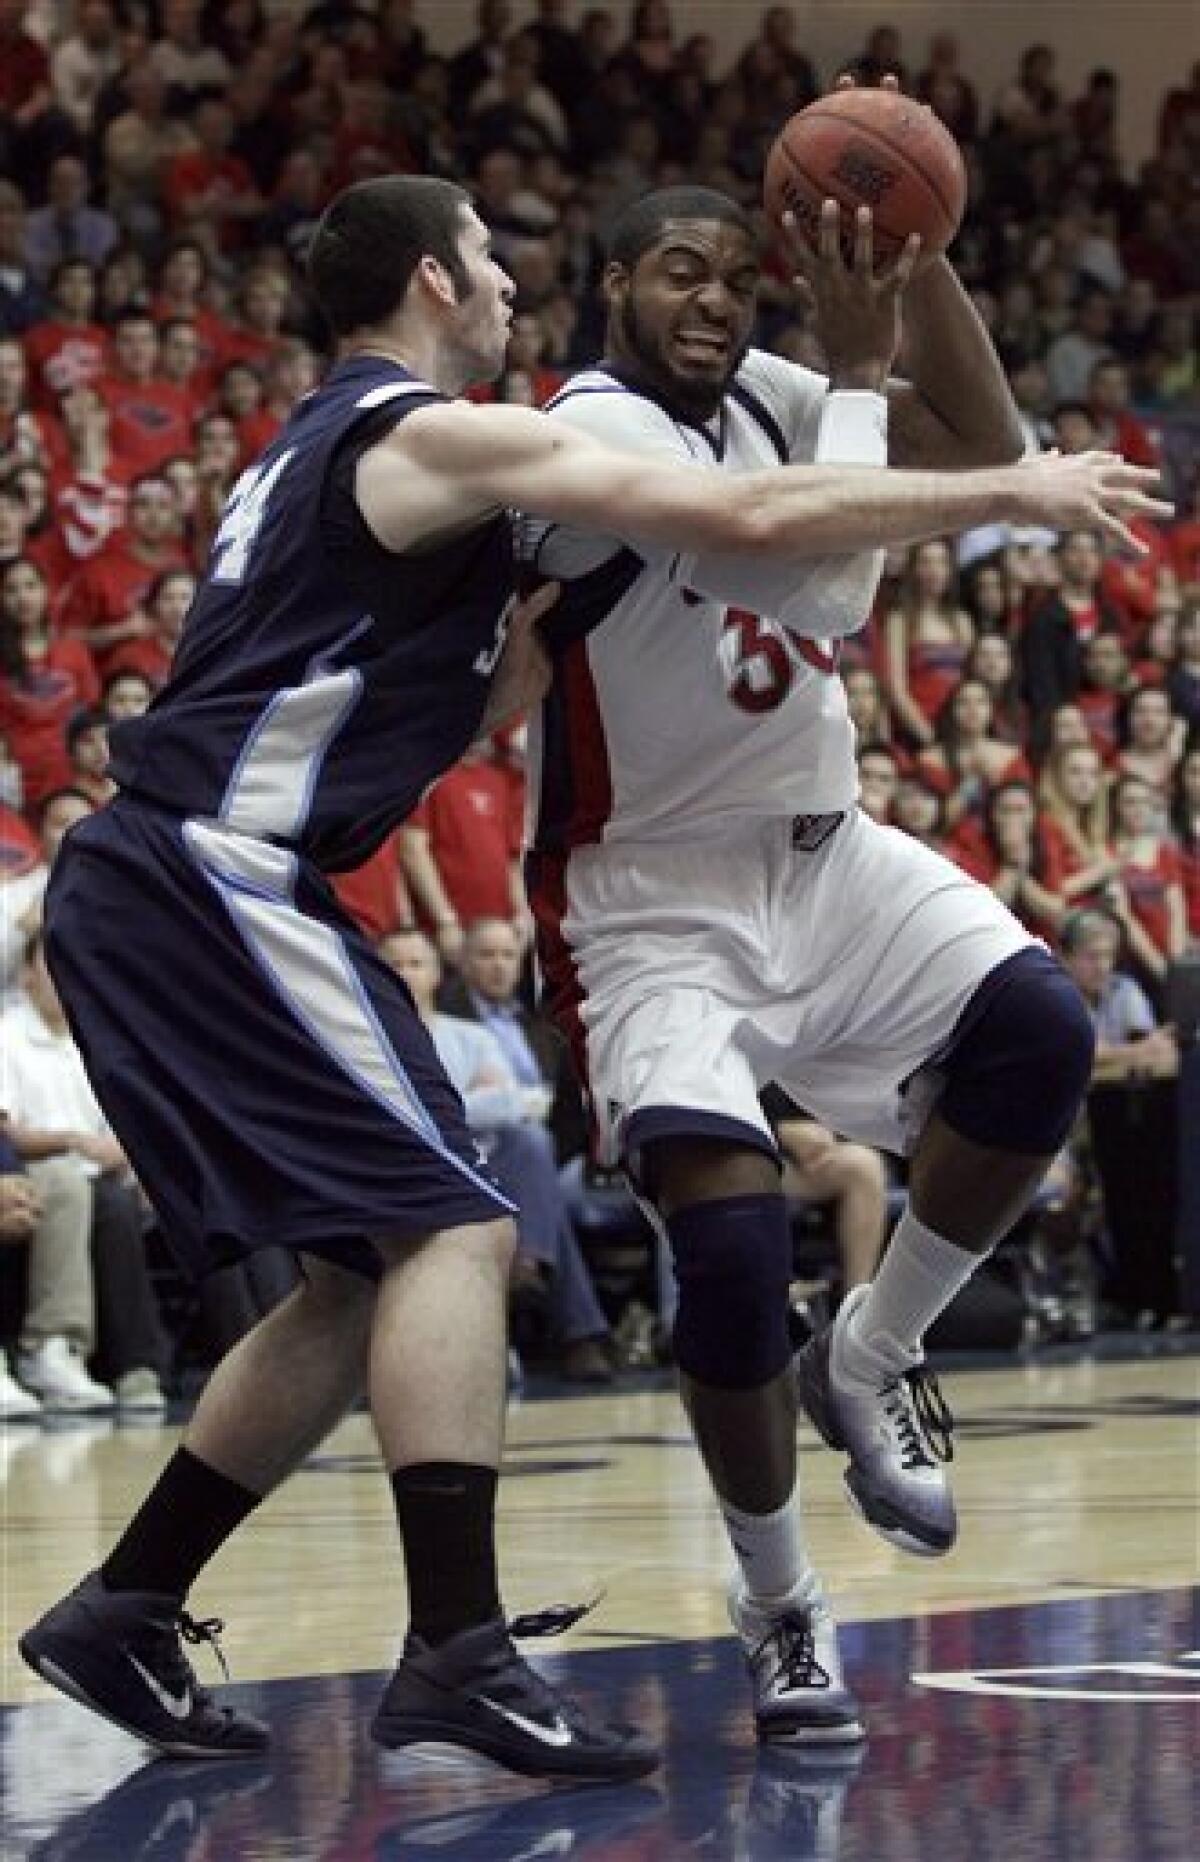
[790,811,845,852]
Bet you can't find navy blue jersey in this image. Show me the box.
[107,355,515,873]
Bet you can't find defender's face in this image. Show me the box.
[607,221,759,422]
[452,210,514,382]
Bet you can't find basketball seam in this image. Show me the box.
[784,107,960,227]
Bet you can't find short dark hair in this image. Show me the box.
[306,177,473,338]
[606,187,756,271]
[1060,906,1122,954]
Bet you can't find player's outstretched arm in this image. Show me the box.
[362,403,1170,562]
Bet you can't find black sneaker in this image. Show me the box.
[18,1571,269,1759]
[370,1616,659,1782]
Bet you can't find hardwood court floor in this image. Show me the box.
[2,1348,1198,1859]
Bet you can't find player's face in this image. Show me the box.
[450,211,515,384]
[607,221,759,422]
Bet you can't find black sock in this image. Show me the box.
[391,1462,500,1647]
[101,1447,262,1603]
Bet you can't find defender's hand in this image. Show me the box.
[1012,454,1173,555]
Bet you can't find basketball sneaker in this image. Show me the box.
[795,1285,956,1557]
[19,1571,269,1758]
[728,1578,866,1745]
[371,1614,658,1781]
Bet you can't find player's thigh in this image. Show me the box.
[782,810,1033,1056]
[585,980,772,1169]
[769,811,1034,1151]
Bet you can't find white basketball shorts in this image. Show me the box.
[555,808,1035,1165]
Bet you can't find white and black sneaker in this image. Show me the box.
[19,1572,268,1758]
[371,1615,658,1781]
[729,1578,866,1745]
[796,1286,956,1557]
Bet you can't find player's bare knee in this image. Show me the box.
[936,947,1096,1157]
[667,1194,792,1390]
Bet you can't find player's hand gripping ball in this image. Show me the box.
[764,85,967,263]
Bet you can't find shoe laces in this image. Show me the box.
[882,1366,955,1469]
[142,1611,230,1698]
[751,1611,830,1695]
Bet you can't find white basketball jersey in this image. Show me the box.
[521,349,884,850]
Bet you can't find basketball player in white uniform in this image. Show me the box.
[521,187,1167,1744]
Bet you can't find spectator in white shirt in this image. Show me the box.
[1,929,169,1410]
[380,927,613,1382]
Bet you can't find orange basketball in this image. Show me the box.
[763,87,967,262]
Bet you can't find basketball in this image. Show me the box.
[763,87,968,262]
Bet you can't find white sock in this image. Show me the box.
[835,1210,981,1390]
[721,1495,817,1607]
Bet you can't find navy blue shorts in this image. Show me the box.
[43,801,514,1280]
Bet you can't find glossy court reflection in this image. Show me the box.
[5,1588,1198,1861]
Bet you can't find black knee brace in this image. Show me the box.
[937,947,1095,1155]
[667,1194,793,1390]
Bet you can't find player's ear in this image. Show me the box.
[416,253,460,310]
[600,260,629,314]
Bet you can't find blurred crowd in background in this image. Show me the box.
[1,1,1197,1419]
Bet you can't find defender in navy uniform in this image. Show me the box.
[17,175,1161,1777]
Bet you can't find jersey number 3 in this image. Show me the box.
[211,450,297,585]
[721,610,840,712]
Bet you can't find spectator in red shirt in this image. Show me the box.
[0,336,64,479]
[99,311,196,476]
[1086,358,1160,469]
[157,317,207,424]
[917,677,1031,831]
[162,95,264,254]
[23,260,112,413]
[882,539,975,750]
[1105,773,1188,994]
[1038,739,1117,906]
[1100,518,1176,648]
[57,472,186,676]
[1113,684,1187,796]
[64,705,115,807]
[104,565,195,687]
[329,830,414,943]
[1023,529,1127,733]
[8,458,75,593]
[217,267,291,373]
[1170,740,1200,941]
[151,239,230,392]
[1077,630,1135,758]
[216,360,280,468]
[891,772,950,857]
[401,746,527,965]
[957,780,1070,943]
[965,630,1027,745]
[0,557,98,808]
[263,337,320,425]
[47,385,130,574]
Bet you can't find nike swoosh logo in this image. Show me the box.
[127,1653,192,1720]
[476,1695,575,1747]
